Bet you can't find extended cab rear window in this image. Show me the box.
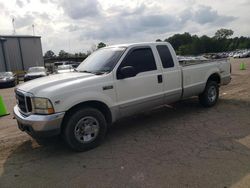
[156,45,174,68]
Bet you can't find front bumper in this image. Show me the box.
[0,79,15,87]
[24,76,44,82]
[14,105,65,137]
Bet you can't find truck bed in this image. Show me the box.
[179,58,228,67]
[180,58,230,99]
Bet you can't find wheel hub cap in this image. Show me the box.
[74,116,100,143]
[208,86,217,102]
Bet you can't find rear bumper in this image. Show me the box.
[14,105,65,137]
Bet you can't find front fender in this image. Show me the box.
[53,91,114,112]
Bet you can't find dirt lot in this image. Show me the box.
[0,58,250,188]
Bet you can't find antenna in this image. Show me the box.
[68,37,71,53]
[12,18,16,35]
[32,24,35,36]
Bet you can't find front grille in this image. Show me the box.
[15,90,32,113]
[26,97,32,112]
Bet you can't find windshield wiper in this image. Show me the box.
[75,70,94,74]
[94,71,109,75]
[76,70,109,75]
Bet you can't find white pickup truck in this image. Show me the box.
[14,42,231,151]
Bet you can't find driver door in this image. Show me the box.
[115,46,164,117]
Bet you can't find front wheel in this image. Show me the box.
[199,81,219,107]
[63,107,107,152]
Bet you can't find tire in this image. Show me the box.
[199,81,219,107]
[63,107,107,152]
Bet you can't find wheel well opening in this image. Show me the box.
[208,73,220,84]
[63,101,112,128]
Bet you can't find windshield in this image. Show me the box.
[76,47,126,74]
[28,67,45,73]
[57,65,73,70]
[0,72,13,77]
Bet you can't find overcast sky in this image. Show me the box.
[0,0,249,54]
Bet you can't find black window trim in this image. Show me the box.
[116,46,157,79]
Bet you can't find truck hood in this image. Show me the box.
[18,72,95,95]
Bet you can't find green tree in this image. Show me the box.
[97,42,107,49]
[178,44,194,55]
[44,50,55,58]
[160,29,250,55]
[214,28,234,39]
[156,39,162,42]
[165,32,192,50]
[78,52,87,58]
[58,50,69,58]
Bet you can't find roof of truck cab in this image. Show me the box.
[107,42,170,48]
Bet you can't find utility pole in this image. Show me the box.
[12,18,16,35]
[68,37,71,54]
[32,24,35,36]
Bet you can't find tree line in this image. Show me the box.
[44,29,250,58]
[158,29,250,55]
[44,42,107,59]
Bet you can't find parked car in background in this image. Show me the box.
[0,72,18,87]
[24,67,47,82]
[239,51,250,58]
[233,53,241,58]
[55,65,74,74]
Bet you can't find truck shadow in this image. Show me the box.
[1,97,250,187]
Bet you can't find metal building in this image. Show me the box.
[0,35,44,72]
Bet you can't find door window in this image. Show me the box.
[117,48,157,79]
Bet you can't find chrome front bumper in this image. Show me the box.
[14,105,65,137]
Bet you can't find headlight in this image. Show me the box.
[32,97,54,114]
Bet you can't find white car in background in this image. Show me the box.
[233,53,241,58]
[24,67,47,82]
[55,65,74,74]
[239,51,250,58]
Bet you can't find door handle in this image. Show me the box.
[157,75,163,83]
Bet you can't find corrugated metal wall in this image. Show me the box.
[0,36,44,72]
[20,38,44,70]
[4,38,23,71]
[0,43,6,71]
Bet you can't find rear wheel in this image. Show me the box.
[63,107,107,151]
[199,81,219,107]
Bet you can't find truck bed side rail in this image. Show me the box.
[179,58,228,67]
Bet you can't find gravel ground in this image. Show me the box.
[0,58,250,188]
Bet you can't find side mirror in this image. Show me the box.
[119,66,137,79]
